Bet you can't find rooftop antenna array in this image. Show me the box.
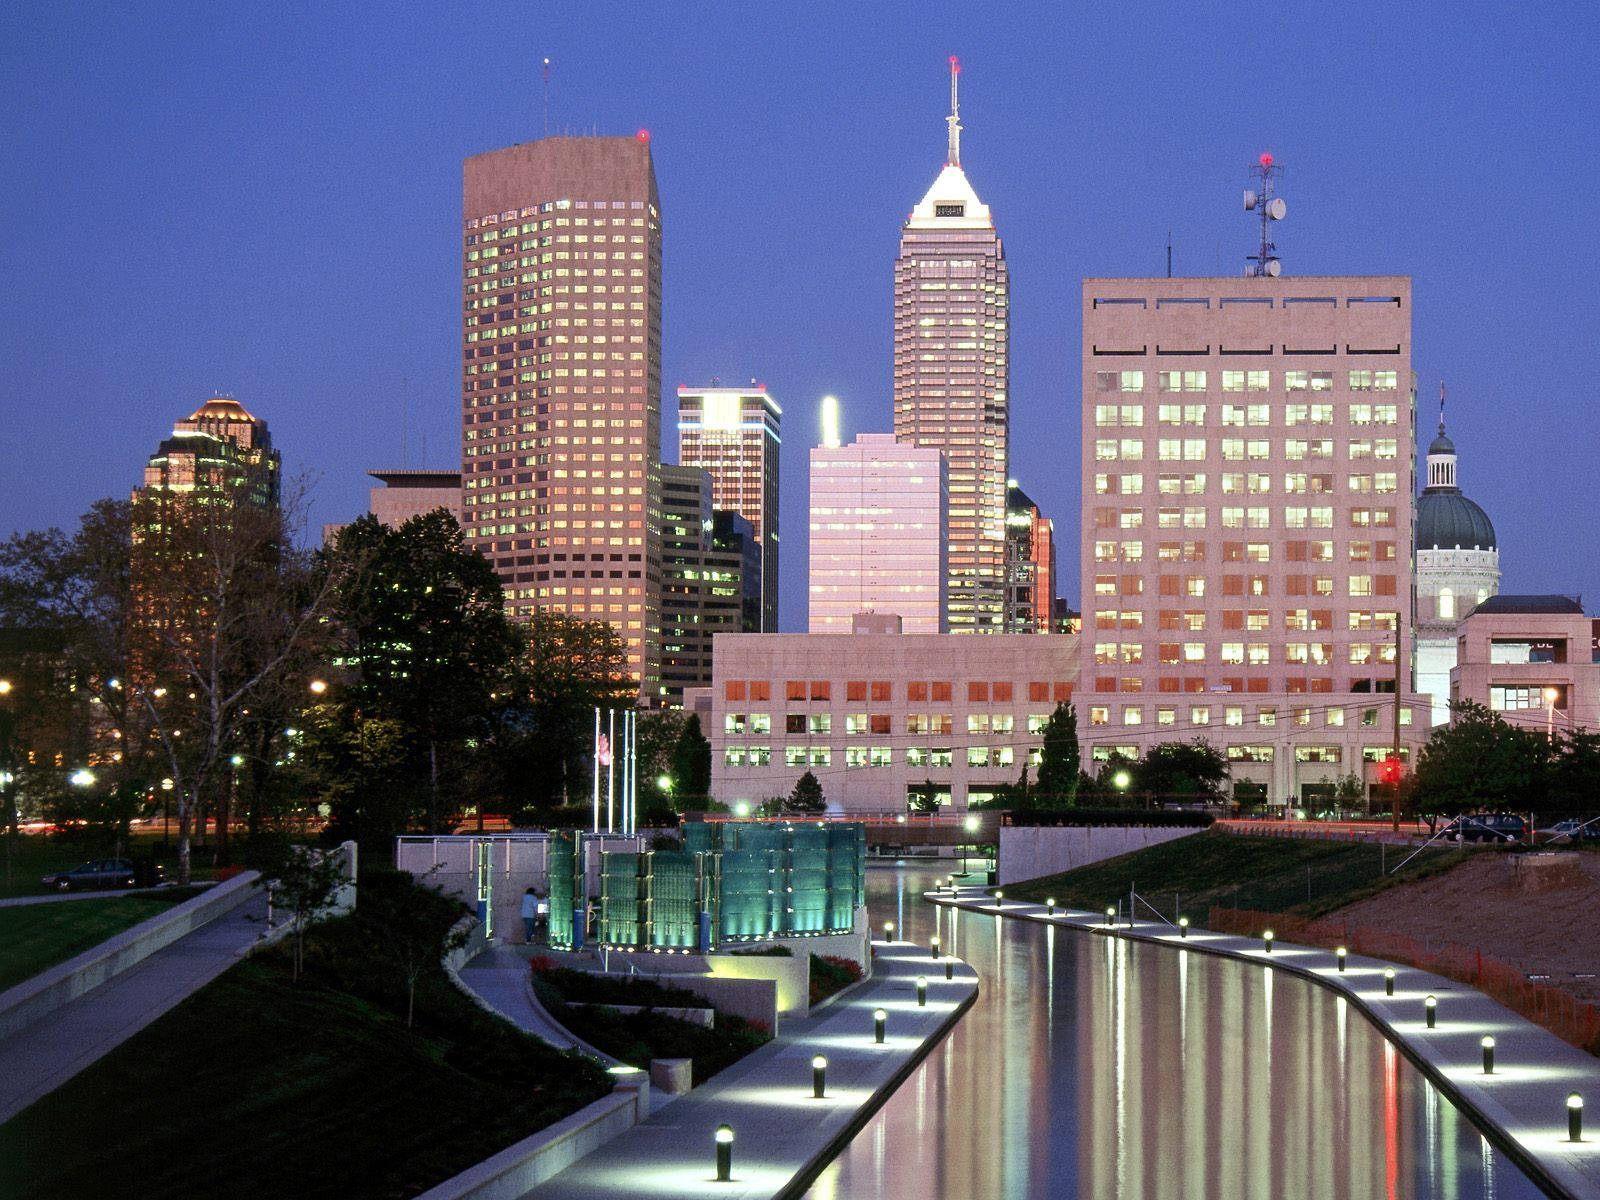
[542,58,551,137]
[1243,152,1286,276]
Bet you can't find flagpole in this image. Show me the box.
[607,709,616,834]
[592,707,600,834]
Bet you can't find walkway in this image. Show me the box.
[0,887,269,1124]
[524,941,977,1200]
[932,887,1600,1200]
[0,882,212,909]
[457,943,618,1059]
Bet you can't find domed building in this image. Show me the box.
[1414,403,1500,725]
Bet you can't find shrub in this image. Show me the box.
[809,954,862,1005]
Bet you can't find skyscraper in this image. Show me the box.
[461,135,663,690]
[1079,275,1422,804]
[893,58,1009,634]
[1004,483,1056,633]
[677,384,781,630]
[659,465,744,703]
[809,433,947,634]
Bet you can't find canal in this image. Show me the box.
[804,861,1546,1199]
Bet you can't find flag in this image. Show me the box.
[597,734,612,767]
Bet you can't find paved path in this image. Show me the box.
[458,943,620,1060]
[0,882,212,908]
[0,889,269,1124]
[934,887,1600,1200]
[525,941,977,1200]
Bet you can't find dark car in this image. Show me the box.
[1441,813,1528,843]
[1543,817,1600,844]
[40,858,140,891]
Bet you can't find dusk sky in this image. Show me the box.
[4,1,1597,631]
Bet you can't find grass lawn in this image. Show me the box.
[0,895,185,992]
[0,872,611,1200]
[1002,829,1468,921]
[0,833,216,900]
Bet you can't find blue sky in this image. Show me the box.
[3,1,1597,629]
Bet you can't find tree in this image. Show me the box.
[1035,702,1081,804]
[299,703,415,850]
[363,870,470,1028]
[785,770,826,814]
[670,713,712,803]
[327,512,521,833]
[262,842,349,983]
[1333,772,1366,806]
[636,708,685,810]
[908,778,941,813]
[1411,701,1554,816]
[1132,740,1230,802]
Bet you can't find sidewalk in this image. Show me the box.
[457,944,618,1060]
[524,940,977,1200]
[0,888,269,1124]
[933,887,1600,1200]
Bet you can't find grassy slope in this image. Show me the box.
[0,834,215,900]
[0,896,180,992]
[1002,829,1467,921]
[0,878,610,1200]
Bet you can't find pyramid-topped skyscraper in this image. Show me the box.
[892,57,1010,633]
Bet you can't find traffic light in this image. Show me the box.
[1377,757,1403,786]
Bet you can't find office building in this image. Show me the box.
[368,469,463,529]
[710,616,1080,813]
[660,466,744,703]
[892,59,1009,633]
[1079,276,1425,804]
[1004,483,1056,633]
[712,509,761,634]
[1451,596,1599,735]
[808,433,947,634]
[677,384,781,630]
[1413,401,1500,725]
[461,135,663,691]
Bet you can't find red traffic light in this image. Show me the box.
[1377,757,1403,785]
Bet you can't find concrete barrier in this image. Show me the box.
[998,824,1204,885]
[413,1079,650,1200]
[569,1003,715,1028]
[649,1058,693,1095]
[0,870,261,1041]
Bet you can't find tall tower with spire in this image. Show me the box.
[893,57,1010,633]
[1414,383,1501,724]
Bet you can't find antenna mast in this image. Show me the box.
[1243,152,1287,276]
[542,58,551,137]
[946,56,962,166]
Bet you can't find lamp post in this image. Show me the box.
[1384,968,1395,995]
[1336,946,1347,973]
[874,1007,887,1044]
[714,1124,734,1181]
[1544,687,1559,744]
[917,975,928,1007]
[812,1055,827,1098]
[1178,916,1189,938]
[1481,1036,1494,1074]
[1262,930,1274,954]
[1425,994,1437,1028]
[1569,1093,1584,1142]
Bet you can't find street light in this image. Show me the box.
[656,774,672,793]
[1113,770,1131,791]
[0,678,11,696]
[308,679,328,695]
[1544,687,1559,743]
[70,768,96,788]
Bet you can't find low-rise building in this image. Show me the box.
[1450,595,1600,735]
[709,616,1080,813]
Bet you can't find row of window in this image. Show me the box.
[1092,642,1398,666]
[1093,403,1400,427]
[1095,370,1399,393]
[721,745,1035,769]
[722,680,1074,704]
[1094,438,1401,461]
[1086,705,1413,727]
[1093,609,1400,632]
[723,712,1053,736]
[1095,472,1400,496]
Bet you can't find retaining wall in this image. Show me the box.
[997,824,1204,885]
[0,870,261,1041]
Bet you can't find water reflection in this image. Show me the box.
[805,863,1542,1200]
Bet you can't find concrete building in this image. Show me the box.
[1413,398,1500,725]
[660,466,745,704]
[368,469,463,529]
[1004,483,1056,633]
[808,433,947,634]
[461,135,662,692]
[677,384,781,631]
[893,59,1009,634]
[1079,276,1425,805]
[712,510,761,634]
[1450,596,1600,735]
[709,617,1081,813]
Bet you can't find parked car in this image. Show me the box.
[1441,813,1528,843]
[1542,817,1600,844]
[40,858,140,891]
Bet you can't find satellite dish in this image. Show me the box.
[1244,189,1258,211]
[1267,197,1287,221]
[1266,259,1282,277]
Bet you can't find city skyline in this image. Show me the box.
[5,3,1599,631]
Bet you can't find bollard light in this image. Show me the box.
[1178,916,1189,938]
[994,890,1004,909]
[1384,968,1395,996]
[945,958,954,980]
[1569,1093,1584,1142]
[917,975,928,1007]
[715,1124,734,1181]
[1047,897,1056,916]
[930,934,941,959]
[1263,930,1274,954]
[812,1055,827,1098]
[1336,946,1348,973]
[1425,994,1437,1028]
[874,1007,887,1044]
[883,920,895,942]
[1481,1036,1495,1074]
[1105,906,1115,926]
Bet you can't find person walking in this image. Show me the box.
[521,887,538,943]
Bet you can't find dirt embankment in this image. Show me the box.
[1329,852,1600,1004]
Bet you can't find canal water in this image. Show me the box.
[804,862,1545,1200]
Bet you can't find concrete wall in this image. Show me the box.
[413,1081,649,1200]
[998,825,1205,886]
[0,871,260,1041]
[590,955,780,1032]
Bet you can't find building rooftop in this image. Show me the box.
[1468,595,1584,616]
[368,470,461,489]
[1416,489,1496,552]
